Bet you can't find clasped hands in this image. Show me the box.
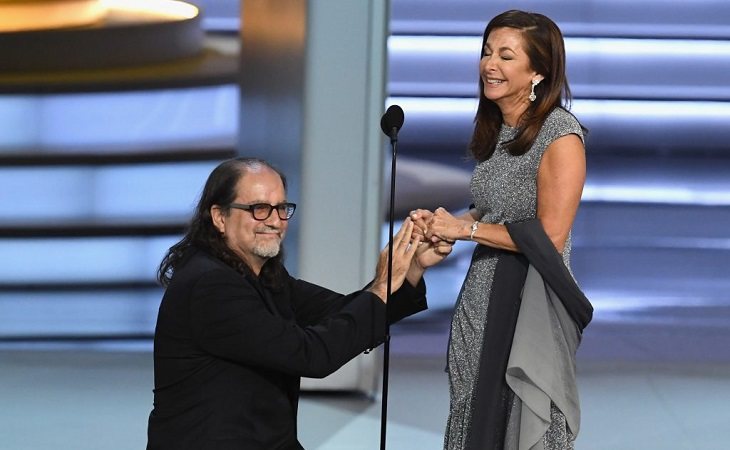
[369,215,454,302]
[409,207,472,245]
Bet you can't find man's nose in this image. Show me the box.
[264,210,282,226]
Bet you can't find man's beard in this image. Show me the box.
[252,237,281,259]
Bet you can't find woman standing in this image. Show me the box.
[412,10,592,450]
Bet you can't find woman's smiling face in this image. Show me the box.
[480,27,542,119]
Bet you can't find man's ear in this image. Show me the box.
[211,205,226,234]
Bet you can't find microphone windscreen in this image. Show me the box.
[380,104,405,135]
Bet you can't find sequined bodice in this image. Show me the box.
[469,107,584,262]
[470,125,540,225]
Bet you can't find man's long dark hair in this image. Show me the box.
[157,157,288,288]
[470,10,575,161]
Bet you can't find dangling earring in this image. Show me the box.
[529,79,540,102]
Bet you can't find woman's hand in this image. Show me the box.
[427,207,472,243]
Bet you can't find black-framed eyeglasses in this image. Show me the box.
[229,202,297,221]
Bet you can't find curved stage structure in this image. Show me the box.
[0,0,203,72]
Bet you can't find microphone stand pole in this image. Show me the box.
[380,126,398,450]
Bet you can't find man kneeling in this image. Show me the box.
[146,157,451,449]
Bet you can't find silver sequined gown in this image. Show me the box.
[444,108,584,450]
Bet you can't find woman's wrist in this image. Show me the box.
[469,221,479,240]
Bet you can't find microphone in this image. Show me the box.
[378,103,404,450]
[380,104,404,142]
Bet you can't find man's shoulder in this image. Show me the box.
[173,249,239,284]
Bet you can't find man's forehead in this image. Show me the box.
[235,169,286,198]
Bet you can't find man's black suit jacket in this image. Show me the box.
[146,248,427,450]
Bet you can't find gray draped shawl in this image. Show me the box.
[464,219,592,449]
